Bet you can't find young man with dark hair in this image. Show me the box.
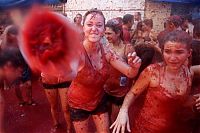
[122,14,134,43]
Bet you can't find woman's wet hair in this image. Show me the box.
[83,8,105,25]
[105,18,123,40]
[134,43,162,79]
[160,30,192,51]
[193,20,200,39]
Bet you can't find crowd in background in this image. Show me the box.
[0,6,200,133]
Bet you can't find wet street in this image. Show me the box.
[4,81,67,133]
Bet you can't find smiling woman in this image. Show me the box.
[67,8,142,133]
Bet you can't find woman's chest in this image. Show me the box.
[75,56,109,85]
[149,73,192,97]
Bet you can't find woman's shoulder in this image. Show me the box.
[146,63,163,71]
[102,42,117,56]
[138,63,163,80]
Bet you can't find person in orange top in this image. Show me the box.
[111,30,200,133]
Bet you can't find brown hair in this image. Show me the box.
[193,20,200,39]
[83,8,105,25]
[166,15,182,28]
[105,18,123,40]
[160,30,192,51]
[143,19,153,28]
[134,43,162,79]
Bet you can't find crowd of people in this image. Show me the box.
[0,4,200,133]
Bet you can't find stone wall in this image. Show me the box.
[63,0,173,33]
[64,0,145,22]
[144,0,171,33]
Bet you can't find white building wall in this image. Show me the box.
[64,0,145,22]
[63,0,173,32]
[145,0,172,33]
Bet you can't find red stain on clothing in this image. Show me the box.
[67,46,109,111]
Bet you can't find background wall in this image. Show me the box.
[63,0,173,33]
[64,0,145,22]
[144,0,171,33]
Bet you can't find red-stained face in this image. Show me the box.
[163,41,191,71]
[105,27,119,44]
[83,13,105,43]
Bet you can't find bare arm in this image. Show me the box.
[110,67,151,133]
[104,44,141,78]
[121,67,151,109]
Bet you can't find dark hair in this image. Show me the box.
[143,19,153,28]
[0,48,25,68]
[123,14,134,24]
[164,21,167,29]
[74,13,82,23]
[157,29,171,48]
[193,20,200,39]
[192,40,200,65]
[135,12,141,16]
[105,18,123,40]
[136,21,143,30]
[134,43,162,79]
[76,13,82,17]
[83,9,105,25]
[166,15,182,28]
[160,30,192,51]
[115,17,123,24]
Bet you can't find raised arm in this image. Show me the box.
[104,44,141,78]
[110,67,151,133]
